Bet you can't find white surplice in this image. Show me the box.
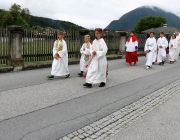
[157,37,168,63]
[86,38,108,84]
[144,37,157,66]
[175,35,180,60]
[168,38,177,61]
[79,42,92,72]
[51,39,69,76]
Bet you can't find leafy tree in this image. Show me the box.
[0,3,30,28]
[134,16,166,34]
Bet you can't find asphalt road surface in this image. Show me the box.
[0,57,180,140]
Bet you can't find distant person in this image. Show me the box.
[174,29,180,61]
[125,31,138,65]
[47,31,70,80]
[83,28,108,88]
[157,32,168,65]
[144,32,157,70]
[78,35,92,77]
[168,34,177,64]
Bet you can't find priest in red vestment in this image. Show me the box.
[125,31,138,65]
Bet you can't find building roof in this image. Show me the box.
[141,27,177,35]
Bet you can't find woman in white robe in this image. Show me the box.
[47,32,70,79]
[83,28,108,88]
[78,35,92,77]
[157,32,168,65]
[144,32,157,70]
[168,34,177,64]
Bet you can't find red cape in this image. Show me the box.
[127,35,138,42]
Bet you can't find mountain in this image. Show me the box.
[106,6,180,30]
[0,9,85,30]
[29,15,85,30]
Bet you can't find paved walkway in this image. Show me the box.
[59,79,180,140]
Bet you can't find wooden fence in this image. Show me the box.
[0,28,148,66]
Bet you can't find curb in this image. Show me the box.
[0,55,123,73]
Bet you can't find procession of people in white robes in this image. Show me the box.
[46,28,180,88]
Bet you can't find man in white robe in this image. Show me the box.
[47,32,70,79]
[144,32,157,70]
[157,32,168,65]
[83,28,108,88]
[168,34,177,64]
[175,30,180,61]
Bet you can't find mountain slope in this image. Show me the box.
[106,6,180,30]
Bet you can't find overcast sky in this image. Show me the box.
[0,0,180,29]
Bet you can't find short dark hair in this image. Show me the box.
[95,28,103,33]
[130,31,134,34]
[160,32,164,35]
[150,32,154,34]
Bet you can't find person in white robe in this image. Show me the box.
[144,32,157,70]
[152,49,157,64]
[47,31,70,79]
[157,32,168,65]
[174,31,180,61]
[78,35,92,77]
[83,28,108,88]
[168,34,177,64]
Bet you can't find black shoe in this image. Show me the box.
[83,83,92,88]
[99,82,106,87]
[152,62,155,65]
[78,71,83,77]
[65,74,70,78]
[162,61,164,65]
[159,62,162,65]
[47,75,54,80]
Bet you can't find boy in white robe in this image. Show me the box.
[168,34,177,64]
[144,32,157,70]
[83,28,108,88]
[78,35,92,77]
[47,31,70,79]
[157,32,168,65]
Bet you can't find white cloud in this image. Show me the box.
[0,0,180,29]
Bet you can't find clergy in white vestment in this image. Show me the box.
[157,32,168,65]
[144,32,157,70]
[78,35,92,77]
[174,31,180,61]
[47,31,70,80]
[168,34,177,64]
[83,28,108,88]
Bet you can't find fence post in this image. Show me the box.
[119,32,127,58]
[7,25,24,71]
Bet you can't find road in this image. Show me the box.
[0,57,180,140]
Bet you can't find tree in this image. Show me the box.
[134,16,166,34]
[0,3,30,28]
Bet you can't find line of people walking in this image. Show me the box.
[47,28,108,88]
[46,28,180,88]
[125,28,180,70]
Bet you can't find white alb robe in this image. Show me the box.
[157,37,168,63]
[175,35,180,60]
[168,38,177,61]
[86,38,108,84]
[51,39,69,76]
[80,43,92,72]
[144,37,157,66]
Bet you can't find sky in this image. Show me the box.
[0,0,180,29]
